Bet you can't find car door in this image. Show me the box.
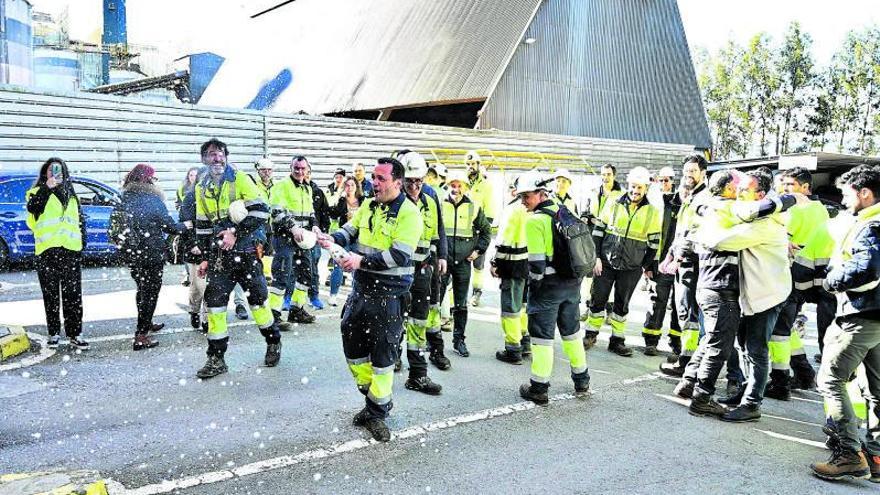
[0,178,36,259]
[72,179,120,255]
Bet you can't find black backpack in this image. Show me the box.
[538,205,597,279]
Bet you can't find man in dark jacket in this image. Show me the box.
[810,165,880,482]
[305,162,331,309]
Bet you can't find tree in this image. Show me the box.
[696,41,748,159]
[776,22,814,154]
[804,68,838,151]
[739,33,780,156]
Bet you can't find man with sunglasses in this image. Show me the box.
[317,157,423,442]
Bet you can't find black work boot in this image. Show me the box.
[608,337,633,357]
[811,448,871,481]
[352,408,391,442]
[688,393,728,418]
[790,354,817,390]
[273,309,293,332]
[289,306,316,324]
[520,335,532,356]
[643,345,659,356]
[659,355,689,377]
[496,347,523,365]
[264,341,282,367]
[673,379,694,399]
[197,354,228,379]
[573,372,591,398]
[429,349,451,370]
[721,403,761,423]
[405,375,442,395]
[519,382,549,406]
[764,370,791,401]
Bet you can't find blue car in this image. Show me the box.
[0,172,121,268]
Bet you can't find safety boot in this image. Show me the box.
[608,338,633,357]
[273,310,293,332]
[810,448,870,481]
[688,393,728,418]
[469,288,483,307]
[790,354,817,390]
[405,376,442,395]
[496,348,523,365]
[196,354,228,379]
[643,345,659,356]
[429,349,451,370]
[764,370,791,401]
[673,379,694,399]
[573,374,591,398]
[582,333,598,350]
[520,335,532,356]
[519,383,549,406]
[288,306,316,324]
[721,403,761,423]
[865,451,880,483]
[264,342,282,367]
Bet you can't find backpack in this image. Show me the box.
[538,205,597,279]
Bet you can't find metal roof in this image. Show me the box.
[200,0,542,114]
[479,0,711,149]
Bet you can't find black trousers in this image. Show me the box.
[774,286,836,354]
[406,263,433,378]
[129,260,165,335]
[643,272,681,345]
[442,258,472,342]
[36,247,82,338]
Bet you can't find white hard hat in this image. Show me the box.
[514,170,551,195]
[429,162,448,178]
[446,170,470,187]
[464,150,481,163]
[399,151,428,179]
[295,229,317,250]
[657,166,675,178]
[554,168,574,182]
[228,200,249,224]
[255,158,274,170]
[627,166,652,185]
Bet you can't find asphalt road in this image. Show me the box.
[0,263,872,494]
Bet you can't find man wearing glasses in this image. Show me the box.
[641,166,683,356]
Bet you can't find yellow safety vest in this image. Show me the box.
[26,188,83,255]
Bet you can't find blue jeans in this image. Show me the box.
[308,245,321,299]
[330,263,343,296]
[738,302,784,406]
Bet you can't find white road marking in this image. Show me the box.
[755,429,826,449]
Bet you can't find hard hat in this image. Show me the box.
[464,150,481,164]
[228,200,249,224]
[295,229,317,250]
[429,162,448,178]
[627,166,652,185]
[554,168,574,183]
[514,170,551,195]
[446,170,470,187]
[255,158,274,170]
[399,151,428,179]
[657,166,675,178]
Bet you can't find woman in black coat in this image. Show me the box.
[111,164,187,350]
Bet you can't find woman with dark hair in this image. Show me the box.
[26,157,89,350]
[111,163,188,350]
[326,175,364,305]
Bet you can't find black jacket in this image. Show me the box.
[111,182,186,265]
[310,180,331,233]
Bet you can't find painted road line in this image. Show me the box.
[755,429,826,449]
[111,372,658,495]
[89,315,334,343]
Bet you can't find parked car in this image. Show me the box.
[0,172,121,268]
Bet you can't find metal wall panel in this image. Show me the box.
[0,86,694,211]
[481,0,711,149]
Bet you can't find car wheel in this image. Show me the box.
[0,239,9,271]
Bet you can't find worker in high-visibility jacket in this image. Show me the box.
[187,138,280,379]
[516,170,589,404]
[26,157,89,351]
[492,179,531,364]
[442,170,492,358]
[249,158,276,279]
[765,167,836,400]
[581,164,623,225]
[553,168,578,215]
[317,157,423,442]
[465,151,496,308]
[426,162,449,202]
[584,166,662,357]
[398,151,448,392]
[810,164,880,482]
[268,156,317,329]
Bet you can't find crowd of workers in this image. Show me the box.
[21,140,880,483]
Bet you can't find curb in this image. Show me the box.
[0,324,30,362]
[0,470,109,494]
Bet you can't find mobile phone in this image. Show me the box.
[50,163,62,177]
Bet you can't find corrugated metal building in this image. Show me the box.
[202,0,710,149]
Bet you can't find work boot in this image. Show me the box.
[717,386,744,406]
[791,354,817,390]
[453,339,470,357]
[496,348,523,365]
[673,379,694,399]
[582,333,598,350]
[810,448,871,481]
[725,380,742,398]
[132,334,159,351]
[196,354,228,379]
[288,306,316,324]
[405,376,442,395]
[643,345,659,357]
[574,374,591,398]
[721,403,761,423]
[520,335,532,356]
[235,304,249,320]
[429,349,451,370]
[264,342,282,367]
[470,289,483,307]
[865,451,880,483]
[608,338,633,357]
[668,335,682,356]
[190,312,200,329]
[659,361,685,377]
[364,418,391,442]
[688,393,728,418]
[519,383,549,406]
[764,370,791,401]
[273,310,293,332]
